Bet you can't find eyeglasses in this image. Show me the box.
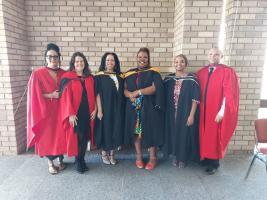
[46,55,59,61]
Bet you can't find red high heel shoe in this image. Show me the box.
[135,160,144,169]
[145,159,156,171]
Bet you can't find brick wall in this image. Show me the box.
[224,0,267,153]
[25,0,175,72]
[173,0,184,60]
[180,0,223,68]
[0,0,29,155]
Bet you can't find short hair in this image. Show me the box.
[69,52,91,76]
[209,47,223,56]
[137,47,151,67]
[99,52,121,73]
[175,54,188,66]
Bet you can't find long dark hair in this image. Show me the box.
[44,43,61,66]
[69,52,91,76]
[99,52,121,74]
[137,47,151,67]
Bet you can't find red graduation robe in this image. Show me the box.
[27,67,66,156]
[197,64,239,159]
[60,71,95,157]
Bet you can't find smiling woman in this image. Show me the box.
[124,47,165,171]
[59,52,96,174]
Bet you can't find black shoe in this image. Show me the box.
[75,162,84,174]
[205,166,218,175]
[81,160,89,171]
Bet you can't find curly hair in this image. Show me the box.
[99,52,121,74]
[69,52,91,76]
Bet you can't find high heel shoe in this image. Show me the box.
[109,153,117,165]
[145,158,157,171]
[135,160,144,169]
[178,161,185,168]
[101,151,111,165]
[135,153,144,169]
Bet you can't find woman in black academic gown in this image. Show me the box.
[94,52,124,165]
[163,54,200,168]
[124,47,164,171]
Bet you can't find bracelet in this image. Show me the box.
[138,89,142,96]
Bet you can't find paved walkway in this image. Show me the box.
[0,152,266,200]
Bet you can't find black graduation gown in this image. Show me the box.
[124,67,164,148]
[94,72,125,151]
[163,73,200,162]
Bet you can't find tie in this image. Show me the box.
[203,67,214,128]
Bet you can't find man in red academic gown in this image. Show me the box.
[197,48,239,175]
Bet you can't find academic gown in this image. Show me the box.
[59,71,95,157]
[27,67,66,156]
[124,67,164,148]
[94,72,125,151]
[197,64,239,159]
[163,73,200,162]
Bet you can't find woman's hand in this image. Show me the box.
[51,90,60,99]
[128,91,139,102]
[69,115,78,127]
[187,115,194,126]
[91,109,97,120]
[97,110,103,120]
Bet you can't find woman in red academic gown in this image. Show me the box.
[60,52,96,174]
[27,43,66,175]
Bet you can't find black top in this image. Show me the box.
[75,79,90,138]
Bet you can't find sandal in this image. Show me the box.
[48,160,58,175]
[178,161,185,168]
[58,162,66,171]
[172,159,178,167]
[101,151,110,165]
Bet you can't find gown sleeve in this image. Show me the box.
[191,77,200,103]
[153,71,165,111]
[220,68,240,150]
[27,72,47,148]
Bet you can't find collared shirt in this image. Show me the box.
[209,65,225,117]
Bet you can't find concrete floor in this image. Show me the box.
[0,152,266,200]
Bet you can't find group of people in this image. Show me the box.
[27,43,240,175]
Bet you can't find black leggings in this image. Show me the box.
[76,133,88,162]
[46,155,64,161]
